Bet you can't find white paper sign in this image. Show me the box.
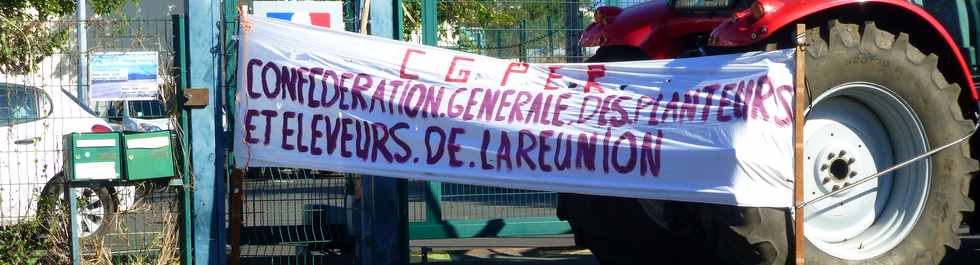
[234,16,797,207]
[89,52,160,101]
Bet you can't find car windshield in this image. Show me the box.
[128,100,167,118]
[100,99,167,119]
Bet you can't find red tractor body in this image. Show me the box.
[581,0,978,100]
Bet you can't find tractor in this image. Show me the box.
[556,0,980,264]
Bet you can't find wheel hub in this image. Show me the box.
[815,146,859,193]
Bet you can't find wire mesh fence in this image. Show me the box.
[0,17,183,264]
[407,181,558,222]
[238,168,354,264]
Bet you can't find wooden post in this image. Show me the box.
[793,23,807,265]
[229,6,250,265]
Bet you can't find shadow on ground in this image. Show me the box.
[412,247,598,265]
[412,234,980,265]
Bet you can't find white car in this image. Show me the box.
[109,99,173,132]
[0,83,120,238]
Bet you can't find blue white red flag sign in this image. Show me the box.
[252,1,344,29]
[234,16,797,207]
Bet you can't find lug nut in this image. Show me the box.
[828,153,835,159]
[823,177,831,184]
[843,182,850,188]
[833,185,840,191]
[847,158,855,164]
[821,164,829,171]
[839,150,847,157]
[849,171,857,178]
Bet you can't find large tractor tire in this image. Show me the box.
[696,20,976,264]
[560,19,977,265]
[791,20,976,264]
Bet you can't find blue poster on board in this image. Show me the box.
[89,52,159,101]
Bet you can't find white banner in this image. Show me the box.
[235,16,797,207]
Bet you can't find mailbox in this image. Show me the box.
[122,130,176,181]
[65,132,123,181]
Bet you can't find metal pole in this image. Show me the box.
[77,0,88,106]
[123,100,131,127]
[68,184,81,264]
[70,1,87,262]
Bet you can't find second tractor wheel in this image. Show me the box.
[792,20,975,264]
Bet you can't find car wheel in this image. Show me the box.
[40,175,116,240]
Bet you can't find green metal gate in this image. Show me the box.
[221,1,366,264]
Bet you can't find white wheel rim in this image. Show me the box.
[61,187,106,238]
[803,82,930,260]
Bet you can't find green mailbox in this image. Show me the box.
[64,132,123,181]
[122,130,176,181]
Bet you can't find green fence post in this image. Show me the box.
[496,30,503,58]
[520,19,528,62]
[564,0,582,62]
[476,32,484,55]
[422,0,437,46]
[955,0,976,66]
[547,16,554,58]
[170,14,193,265]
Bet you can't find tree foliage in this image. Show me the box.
[0,0,130,74]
